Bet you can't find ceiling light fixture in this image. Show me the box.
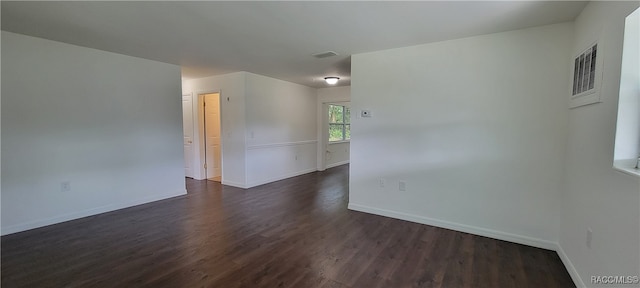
[324,77,340,85]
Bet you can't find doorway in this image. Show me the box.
[200,93,222,182]
[319,101,351,170]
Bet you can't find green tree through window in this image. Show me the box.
[328,104,350,142]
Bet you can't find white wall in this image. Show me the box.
[559,2,640,287]
[245,72,317,187]
[317,86,351,170]
[182,72,247,187]
[349,23,573,248]
[183,72,318,188]
[1,32,186,235]
[326,141,350,169]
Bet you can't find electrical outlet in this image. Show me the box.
[399,181,406,191]
[379,178,385,188]
[586,228,592,248]
[61,181,71,192]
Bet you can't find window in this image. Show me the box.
[613,7,640,177]
[328,104,350,142]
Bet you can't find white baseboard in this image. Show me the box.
[555,243,586,288]
[221,180,249,189]
[221,167,319,189]
[347,203,557,250]
[1,189,187,236]
[347,203,585,287]
[246,168,317,188]
[326,160,350,169]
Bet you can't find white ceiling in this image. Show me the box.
[1,1,587,88]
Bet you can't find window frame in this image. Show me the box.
[328,104,350,143]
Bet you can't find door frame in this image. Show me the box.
[182,93,194,178]
[195,90,224,181]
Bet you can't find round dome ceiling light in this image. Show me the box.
[324,77,340,85]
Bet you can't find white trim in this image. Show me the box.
[556,244,586,288]
[246,168,317,188]
[195,90,223,181]
[221,180,248,189]
[318,102,329,171]
[182,92,194,179]
[613,159,640,177]
[569,93,602,109]
[246,140,317,150]
[347,203,557,250]
[328,140,350,145]
[326,160,350,169]
[1,189,187,236]
[346,203,586,287]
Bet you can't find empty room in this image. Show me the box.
[2,1,639,287]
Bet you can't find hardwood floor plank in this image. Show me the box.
[1,165,574,287]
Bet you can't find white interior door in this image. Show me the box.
[204,93,221,180]
[182,94,194,178]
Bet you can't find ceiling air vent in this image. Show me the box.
[312,51,338,59]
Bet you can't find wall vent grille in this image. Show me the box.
[572,44,597,96]
[312,51,338,59]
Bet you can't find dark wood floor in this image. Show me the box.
[1,165,574,287]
